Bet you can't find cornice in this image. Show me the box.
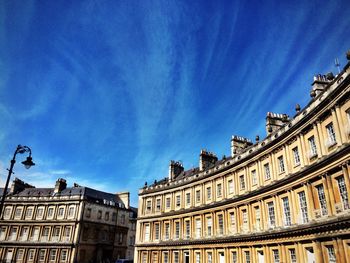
[136,215,350,247]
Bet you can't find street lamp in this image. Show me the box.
[0,145,35,218]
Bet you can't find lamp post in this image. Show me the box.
[0,145,35,218]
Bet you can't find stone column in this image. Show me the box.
[313,240,324,263]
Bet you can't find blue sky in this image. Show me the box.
[0,0,349,206]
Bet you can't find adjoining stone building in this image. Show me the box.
[135,51,350,263]
[0,178,137,263]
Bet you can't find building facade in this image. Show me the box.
[0,178,137,263]
[135,53,350,263]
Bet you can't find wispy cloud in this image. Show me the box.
[0,1,349,206]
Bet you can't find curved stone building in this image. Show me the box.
[135,53,350,263]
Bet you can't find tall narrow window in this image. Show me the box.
[42,227,50,241]
[264,163,271,180]
[255,207,261,230]
[58,207,65,217]
[163,252,169,263]
[16,249,24,262]
[228,180,234,194]
[49,249,57,262]
[195,218,201,238]
[207,187,212,200]
[217,214,224,235]
[207,217,212,236]
[166,198,171,209]
[195,252,200,263]
[144,224,150,241]
[232,251,237,263]
[28,249,35,261]
[0,227,6,241]
[242,209,248,232]
[251,170,257,185]
[282,197,291,226]
[4,207,11,219]
[240,175,245,190]
[245,251,250,263]
[25,207,33,219]
[316,184,328,216]
[176,195,181,208]
[20,227,29,241]
[68,206,75,218]
[37,207,45,219]
[142,253,147,263]
[298,191,309,223]
[267,202,276,228]
[38,250,46,262]
[308,136,318,158]
[326,123,337,146]
[156,199,161,211]
[337,176,349,210]
[327,246,336,263]
[196,190,201,203]
[230,212,236,233]
[186,193,191,206]
[273,250,280,263]
[207,252,212,263]
[61,250,67,262]
[154,223,160,240]
[164,222,170,240]
[173,252,179,263]
[278,156,285,173]
[292,147,300,166]
[185,220,190,239]
[289,249,297,263]
[15,207,23,219]
[217,183,222,198]
[175,221,180,239]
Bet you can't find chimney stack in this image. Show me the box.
[231,136,253,157]
[199,150,218,171]
[168,161,184,181]
[266,112,290,135]
[54,178,67,193]
[311,74,332,97]
[10,178,34,194]
[116,192,130,209]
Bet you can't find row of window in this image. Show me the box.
[142,175,349,242]
[3,204,77,221]
[140,244,337,263]
[0,225,73,242]
[85,207,128,225]
[143,108,350,216]
[3,248,69,263]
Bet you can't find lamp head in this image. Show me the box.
[21,156,35,169]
